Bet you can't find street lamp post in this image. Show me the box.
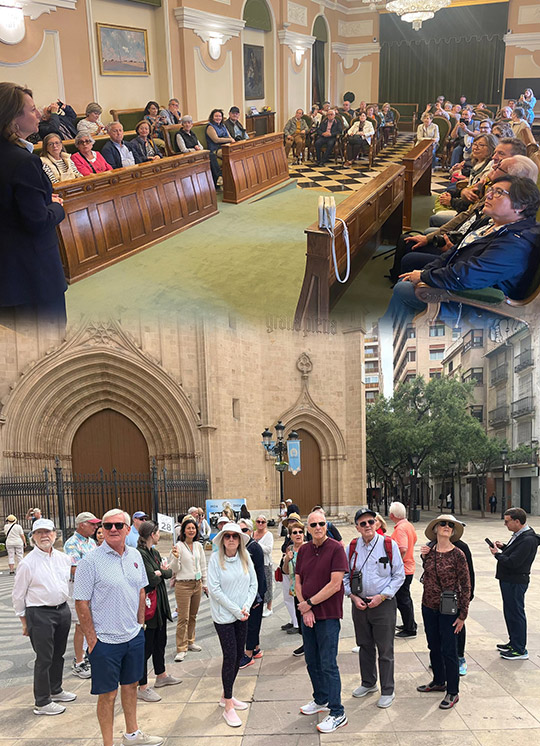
[500,446,508,520]
[449,461,458,515]
[261,422,299,505]
[409,454,419,522]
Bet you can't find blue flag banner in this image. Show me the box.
[287,440,301,474]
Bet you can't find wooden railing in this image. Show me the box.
[221,133,289,204]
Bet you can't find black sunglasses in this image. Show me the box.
[103,522,125,531]
[241,527,250,533]
[309,521,326,528]
[359,519,376,527]
[290,529,304,535]
[438,521,455,529]
[223,533,240,540]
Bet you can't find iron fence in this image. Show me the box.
[0,459,209,542]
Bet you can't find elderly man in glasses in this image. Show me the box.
[74,509,163,746]
[345,509,404,710]
[238,518,267,668]
[295,509,349,734]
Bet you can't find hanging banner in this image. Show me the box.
[206,498,247,537]
[287,440,301,474]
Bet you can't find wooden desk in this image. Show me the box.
[246,112,275,136]
[402,140,433,231]
[54,151,218,283]
[221,133,289,204]
[294,163,405,325]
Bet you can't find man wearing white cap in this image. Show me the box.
[64,511,100,678]
[12,518,76,715]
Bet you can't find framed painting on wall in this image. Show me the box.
[96,23,150,76]
[244,44,264,100]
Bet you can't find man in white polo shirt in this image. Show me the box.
[75,509,163,746]
[12,518,77,715]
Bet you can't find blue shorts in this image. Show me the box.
[88,628,145,694]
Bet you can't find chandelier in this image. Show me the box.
[386,0,451,30]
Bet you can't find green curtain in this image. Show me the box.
[379,4,508,107]
[312,40,326,105]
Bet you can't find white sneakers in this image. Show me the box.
[51,690,77,702]
[300,700,330,715]
[174,651,185,662]
[33,702,66,716]
[188,643,202,652]
[262,608,273,618]
[317,714,348,733]
[137,687,161,702]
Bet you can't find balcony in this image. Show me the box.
[488,405,509,426]
[515,348,533,372]
[511,396,535,418]
[490,364,508,385]
[364,352,378,359]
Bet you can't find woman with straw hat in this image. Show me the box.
[3,515,26,573]
[208,522,257,727]
[416,515,470,710]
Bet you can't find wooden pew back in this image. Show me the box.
[221,133,289,204]
[402,139,433,231]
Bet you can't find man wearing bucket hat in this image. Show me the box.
[64,511,100,679]
[417,515,470,710]
[12,518,76,715]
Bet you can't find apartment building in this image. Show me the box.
[364,323,383,406]
[393,316,458,388]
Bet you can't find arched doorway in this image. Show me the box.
[71,408,152,518]
[312,16,328,105]
[283,429,322,516]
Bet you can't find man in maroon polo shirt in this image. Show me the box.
[295,509,348,734]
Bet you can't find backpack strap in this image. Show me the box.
[383,535,393,568]
[348,537,358,566]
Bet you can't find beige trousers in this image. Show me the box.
[175,579,202,652]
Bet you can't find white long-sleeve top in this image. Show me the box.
[255,530,274,566]
[347,120,375,144]
[207,551,257,624]
[4,522,25,547]
[169,540,207,584]
[12,546,71,617]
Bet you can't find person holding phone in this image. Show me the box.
[417,515,470,710]
[207,522,257,727]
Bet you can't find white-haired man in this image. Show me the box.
[74,509,163,746]
[12,518,76,715]
[389,502,418,638]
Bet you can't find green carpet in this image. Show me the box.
[67,184,350,323]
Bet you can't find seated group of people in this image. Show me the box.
[381,122,540,332]
[282,100,396,167]
[36,97,252,190]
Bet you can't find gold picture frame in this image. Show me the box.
[96,23,150,77]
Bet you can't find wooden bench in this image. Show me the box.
[109,108,146,131]
[221,133,289,204]
[294,163,405,325]
[402,139,433,231]
[53,151,218,283]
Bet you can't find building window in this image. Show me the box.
[470,405,483,422]
[448,361,454,373]
[452,327,461,340]
[406,350,416,362]
[366,391,377,404]
[429,371,442,379]
[429,324,445,337]
[406,325,416,339]
[517,420,532,445]
[429,349,444,361]
[365,375,379,384]
[463,368,484,385]
[365,361,378,372]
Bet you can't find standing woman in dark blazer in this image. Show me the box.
[0,83,67,324]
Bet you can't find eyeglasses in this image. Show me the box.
[438,521,455,528]
[78,139,92,145]
[223,533,240,540]
[309,521,326,528]
[103,522,125,531]
[358,519,376,527]
[290,529,304,535]
[241,527,250,533]
[486,187,510,199]
[256,520,267,524]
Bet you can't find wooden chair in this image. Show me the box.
[433,115,450,169]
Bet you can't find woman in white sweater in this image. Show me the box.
[208,522,257,727]
[169,516,207,662]
[254,514,274,617]
[3,515,26,574]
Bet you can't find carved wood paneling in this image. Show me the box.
[54,152,218,282]
[402,140,433,231]
[221,133,289,203]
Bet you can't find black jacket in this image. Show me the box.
[129,135,163,164]
[224,118,248,140]
[0,138,66,306]
[316,118,342,138]
[137,544,173,628]
[495,527,540,583]
[246,537,267,604]
[101,139,133,169]
[38,106,78,140]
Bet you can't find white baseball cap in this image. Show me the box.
[32,518,55,532]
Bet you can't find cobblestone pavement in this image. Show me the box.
[1,510,540,745]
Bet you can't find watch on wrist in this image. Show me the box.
[307,598,314,607]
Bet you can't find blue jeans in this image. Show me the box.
[301,618,343,717]
[422,605,459,695]
[380,279,427,334]
[500,580,528,654]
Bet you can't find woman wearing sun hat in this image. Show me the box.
[416,515,471,710]
[208,521,257,727]
[3,514,26,573]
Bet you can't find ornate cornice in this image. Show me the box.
[332,41,380,64]
[503,32,540,52]
[174,7,245,44]
[309,0,383,15]
[278,28,316,54]
[21,0,77,20]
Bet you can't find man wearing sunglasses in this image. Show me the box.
[126,511,150,548]
[345,509,404,709]
[295,510,349,733]
[74,509,163,746]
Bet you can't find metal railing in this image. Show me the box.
[511,396,535,418]
[490,364,508,385]
[0,459,209,541]
[488,405,509,425]
[515,348,533,372]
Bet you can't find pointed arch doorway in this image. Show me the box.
[283,429,322,516]
[71,408,152,518]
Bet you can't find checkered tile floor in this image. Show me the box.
[288,133,452,194]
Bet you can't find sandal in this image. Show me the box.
[417,682,446,693]
[439,693,459,709]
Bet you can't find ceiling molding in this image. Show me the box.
[174,7,245,44]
